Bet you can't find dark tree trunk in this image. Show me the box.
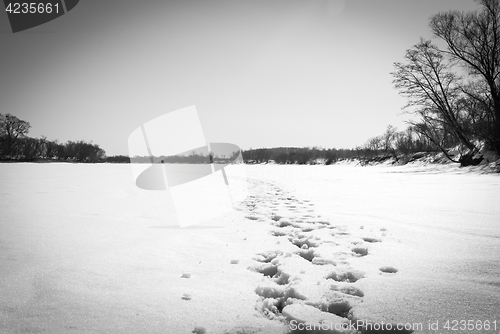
[459,153,484,167]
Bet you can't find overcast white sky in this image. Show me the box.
[0,0,479,156]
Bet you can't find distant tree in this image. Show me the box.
[242,148,273,163]
[323,149,337,164]
[394,129,412,155]
[56,142,69,160]
[105,155,131,163]
[365,136,382,157]
[382,125,397,155]
[43,137,59,159]
[16,137,46,161]
[52,140,105,162]
[272,148,289,164]
[72,140,105,162]
[0,113,31,158]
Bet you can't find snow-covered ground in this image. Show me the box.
[0,163,499,334]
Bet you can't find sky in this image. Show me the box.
[0,0,480,156]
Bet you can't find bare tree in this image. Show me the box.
[392,40,477,158]
[394,127,418,154]
[367,136,382,156]
[382,125,397,154]
[18,137,45,161]
[430,0,500,152]
[0,113,31,158]
[43,137,59,159]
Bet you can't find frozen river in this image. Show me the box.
[1,163,499,334]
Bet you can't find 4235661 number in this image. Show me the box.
[5,2,59,14]
[443,320,498,331]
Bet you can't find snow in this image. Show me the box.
[0,163,499,334]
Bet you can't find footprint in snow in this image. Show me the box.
[192,326,206,334]
[380,266,398,274]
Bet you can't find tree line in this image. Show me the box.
[358,125,438,159]
[130,150,241,164]
[0,113,105,162]
[242,147,356,165]
[0,108,491,165]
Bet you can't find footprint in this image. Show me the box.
[351,247,368,257]
[192,326,206,334]
[326,270,364,283]
[250,263,279,277]
[270,230,287,237]
[297,248,315,262]
[336,285,365,297]
[289,236,319,249]
[271,215,282,222]
[254,251,281,263]
[379,266,398,274]
[312,257,336,266]
[362,237,380,243]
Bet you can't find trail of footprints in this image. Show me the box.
[239,179,405,334]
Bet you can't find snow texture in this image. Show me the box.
[0,163,499,334]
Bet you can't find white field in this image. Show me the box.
[0,163,499,334]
